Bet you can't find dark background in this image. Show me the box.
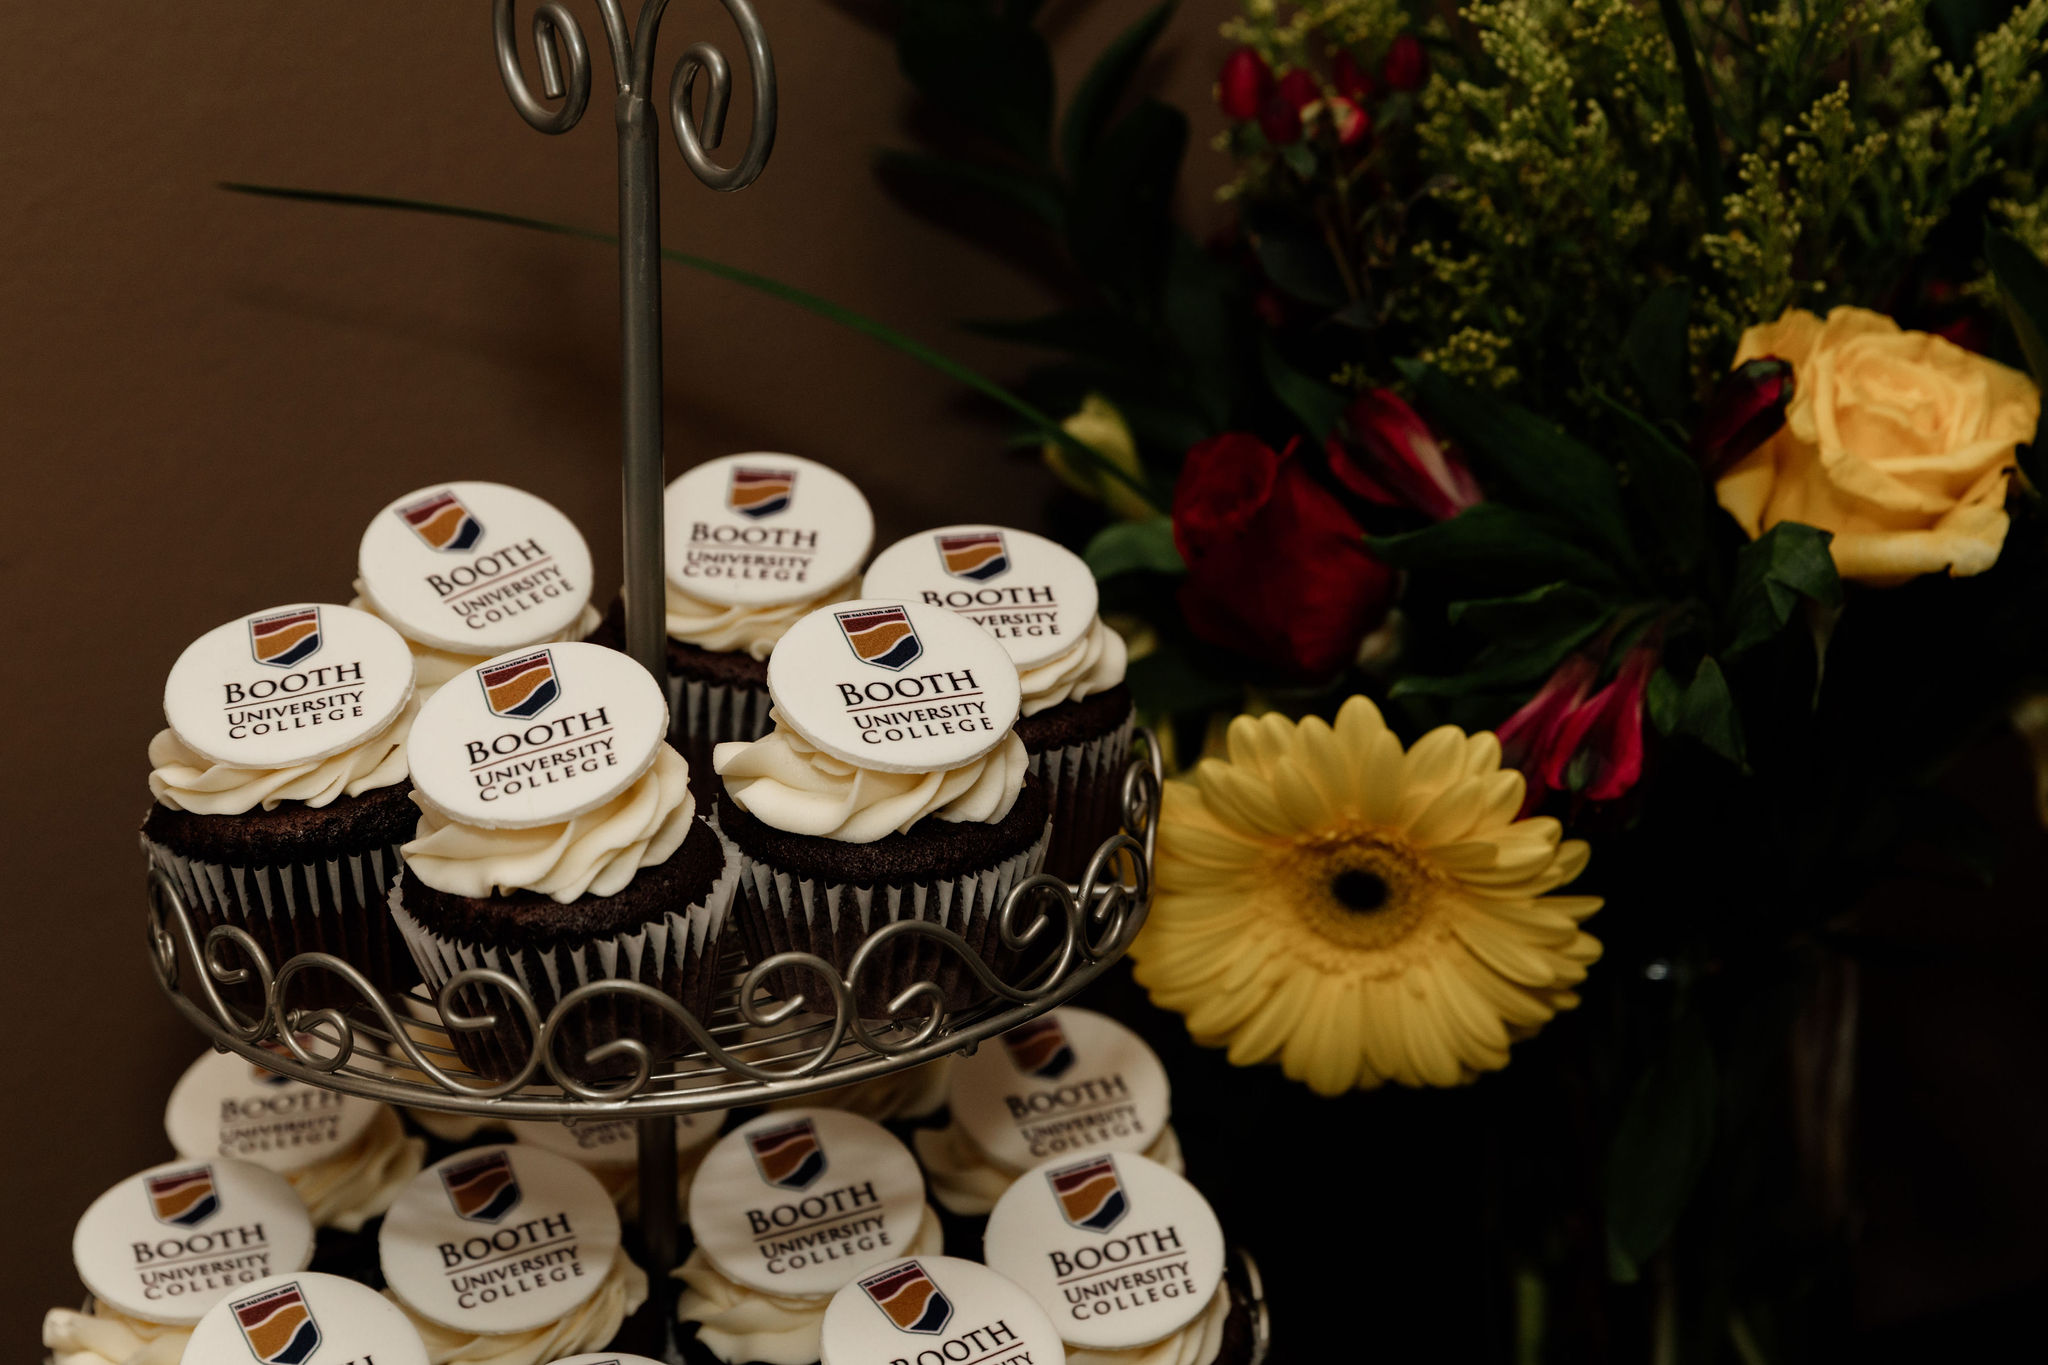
[3,1,2044,1355]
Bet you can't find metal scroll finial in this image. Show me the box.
[490,0,777,685]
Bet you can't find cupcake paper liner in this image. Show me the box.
[732,821,1051,1020]
[665,671,774,799]
[143,835,414,1013]
[389,851,739,1085]
[1029,711,1136,883]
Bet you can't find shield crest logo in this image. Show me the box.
[935,531,1009,581]
[440,1150,521,1223]
[396,489,485,551]
[1047,1156,1129,1232]
[858,1262,954,1335]
[248,608,321,669]
[746,1119,827,1191]
[250,1038,300,1087]
[479,649,560,720]
[835,606,923,671]
[728,467,795,518]
[232,1284,322,1365]
[145,1166,219,1227]
[1001,1017,1076,1079]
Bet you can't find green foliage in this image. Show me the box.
[1724,522,1843,659]
[1605,1016,1719,1283]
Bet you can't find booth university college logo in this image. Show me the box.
[248,607,321,669]
[232,1283,321,1365]
[835,605,923,671]
[396,489,485,551]
[441,1151,522,1223]
[146,1166,219,1227]
[1048,1156,1129,1232]
[480,649,560,720]
[935,531,1009,581]
[729,466,795,518]
[1002,1016,1076,1079]
[859,1262,955,1335]
[747,1119,827,1190]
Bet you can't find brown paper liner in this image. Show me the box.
[1029,713,1136,883]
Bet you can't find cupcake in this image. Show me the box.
[378,1145,645,1363]
[163,1044,424,1233]
[915,1009,1181,1217]
[711,599,1050,1017]
[46,1158,315,1365]
[352,481,601,703]
[592,453,874,789]
[676,1109,944,1365]
[389,642,738,1083]
[183,1272,428,1365]
[508,1109,727,1220]
[143,603,421,1006]
[985,1153,1256,1365]
[863,525,1132,881]
[816,1256,1066,1365]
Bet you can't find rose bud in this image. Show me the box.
[1217,47,1274,121]
[1382,34,1428,92]
[1326,390,1479,521]
[1691,356,1794,478]
[1327,95,1372,147]
[1333,50,1376,105]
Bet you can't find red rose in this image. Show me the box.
[1217,47,1274,121]
[1259,94,1304,145]
[1382,35,1428,92]
[1172,434,1396,679]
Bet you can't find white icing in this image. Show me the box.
[1066,1283,1232,1365]
[386,1249,646,1365]
[43,1306,190,1365]
[1018,617,1127,716]
[402,746,696,902]
[353,582,600,696]
[676,1206,944,1365]
[147,694,415,815]
[288,1107,425,1232]
[914,1121,1183,1217]
[666,574,858,660]
[715,716,1028,842]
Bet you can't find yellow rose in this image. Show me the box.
[1715,306,2040,584]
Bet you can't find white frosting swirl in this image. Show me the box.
[403,745,696,903]
[1066,1282,1232,1365]
[351,582,601,698]
[389,1248,646,1365]
[914,1121,1184,1216]
[1019,617,1127,716]
[43,1306,190,1365]
[676,1205,945,1365]
[715,715,1028,842]
[666,575,858,660]
[288,1106,425,1231]
[147,693,416,815]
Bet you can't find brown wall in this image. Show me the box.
[0,0,1229,1329]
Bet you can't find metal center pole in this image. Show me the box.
[637,1115,683,1362]
[617,89,668,683]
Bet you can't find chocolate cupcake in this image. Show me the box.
[389,642,738,1083]
[712,599,1050,1018]
[143,603,422,1006]
[863,525,1133,881]
[985,1151,1255,1365]
[591,453,874,792]
[351,480,601,703]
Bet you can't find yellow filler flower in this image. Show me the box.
[1131,697,1602,1094]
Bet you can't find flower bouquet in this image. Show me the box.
[878,0,2048,1352]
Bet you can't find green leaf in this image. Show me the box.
[1397,361,1639,572]
[1260,341,1344,440]
[1986,226,2048,388]
[1085,518,1183,579]
[1600,393,1705,575]
[1646,666,1682,735]
[1724,522,1842,659]
[1369,504,1625,590]
[1242,205,1347,309]
[1622,285,1691,422]
[1605,1018,1718,1284]
[1068,100,1187,299]
[874,149,1063,228]
[896,0,1055,162]
[1392,621,1608,699]
[1126,638,1243,715]
[1060,1,1177,176]
[1652,0,1725,229]
[1671,656,1745,767]
[1448,582,1613,645]
[1930,0,2022,64]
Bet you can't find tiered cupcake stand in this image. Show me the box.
[145,6,1268,1363]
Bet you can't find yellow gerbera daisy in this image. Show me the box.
[1130,696,1602,1094]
